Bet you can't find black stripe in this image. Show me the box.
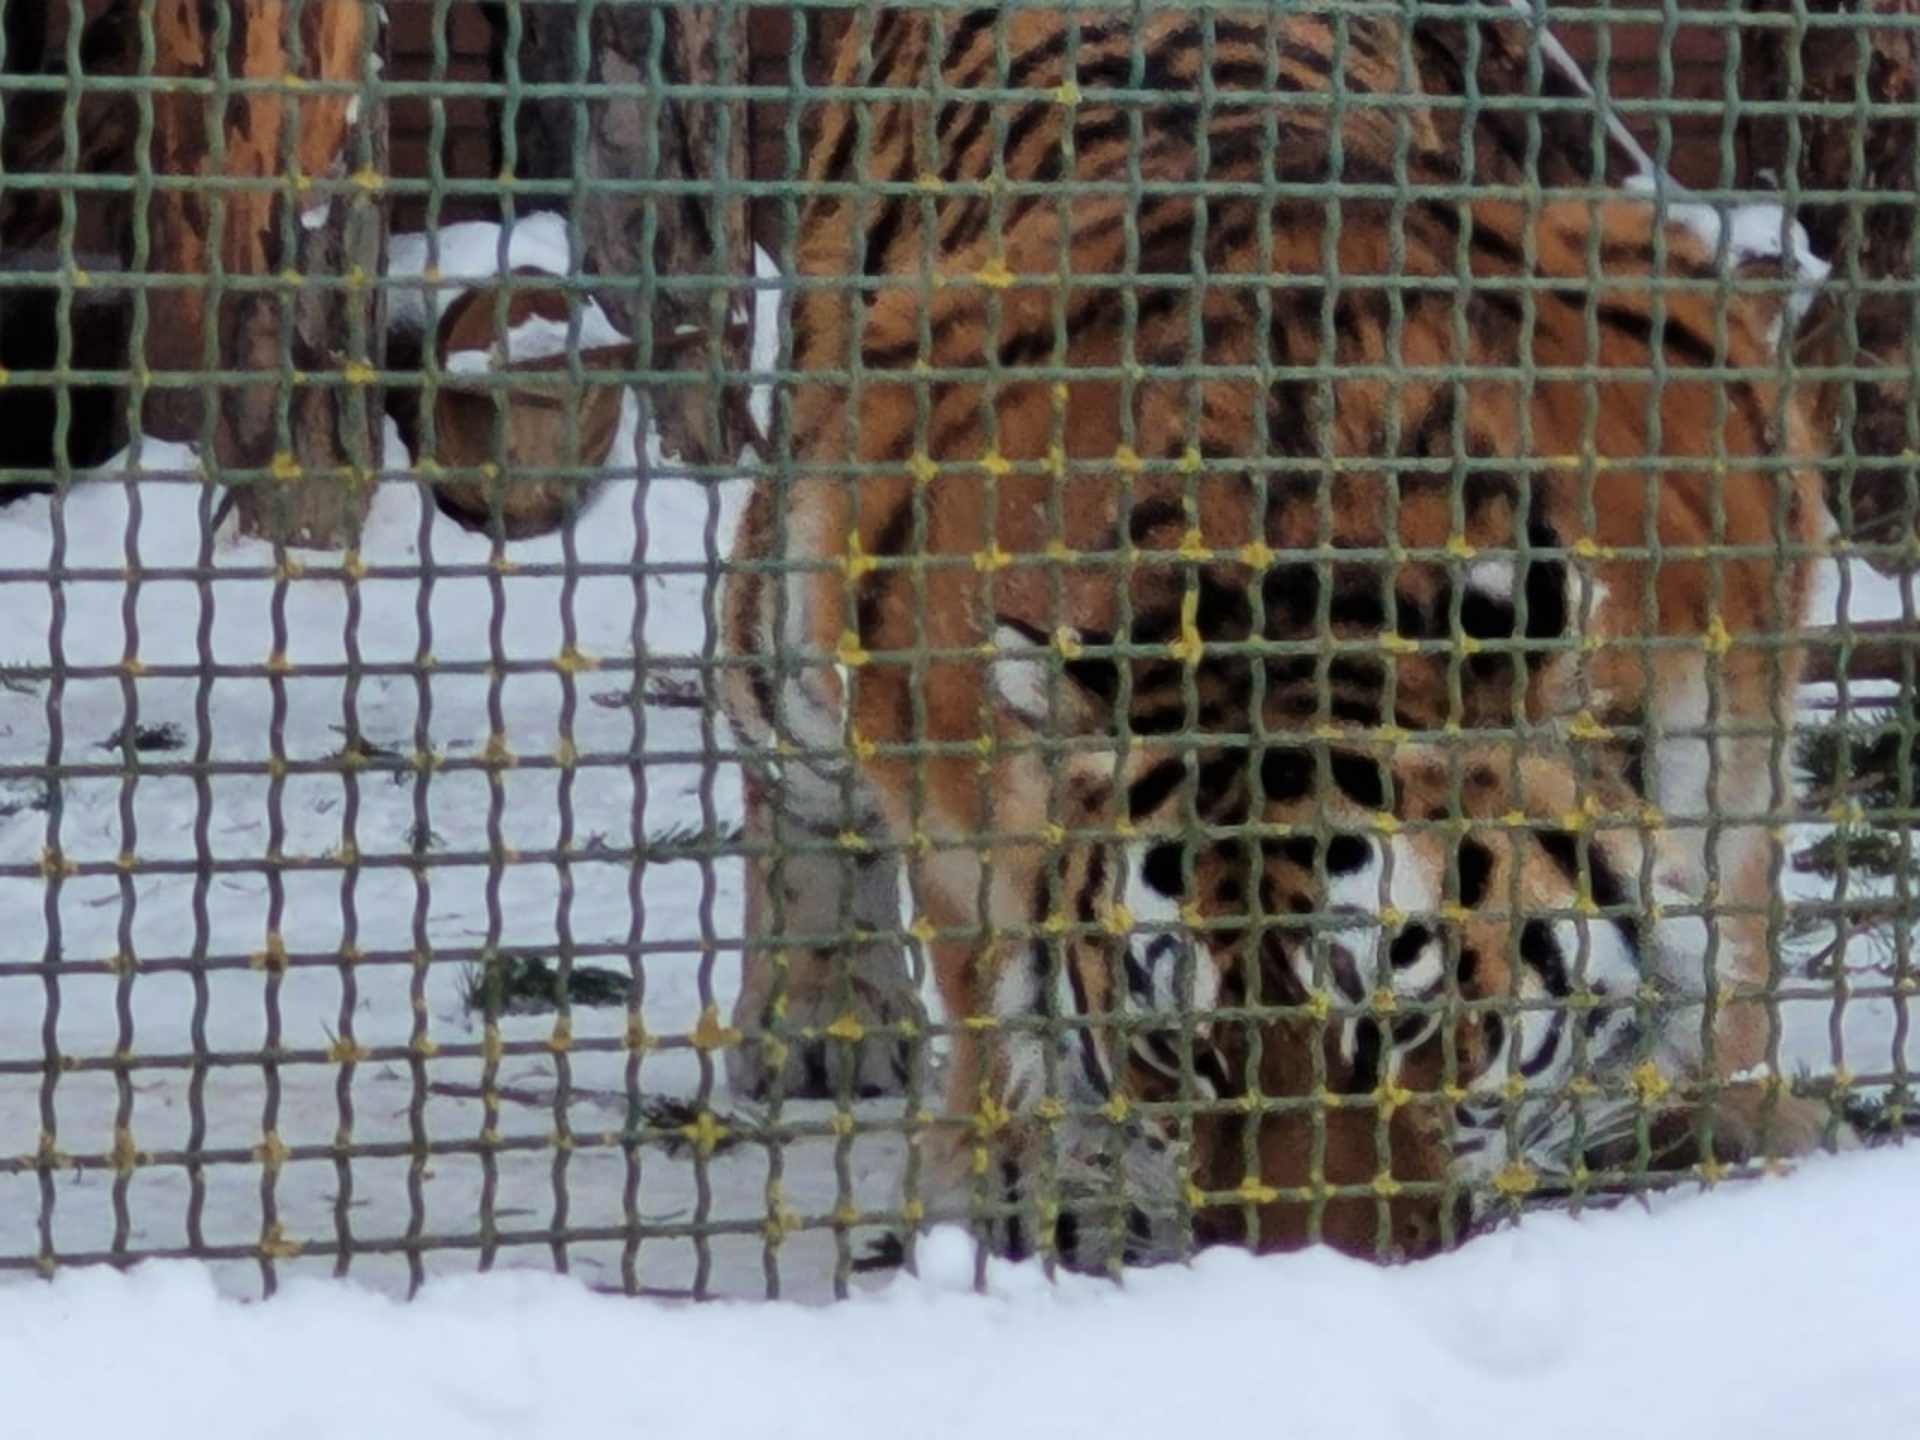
[1467,217,1529,269]
[1194,750,1249,810]
[819,116,861,184]
[1462,466,1519,512]
[1259,563,1323,632]
[1328,752,1388,811]
[854,502,917,644]
[749,664,775,736]
[941,10,1002,76]
[1534,829,1583,891]
[1273,35,1336,83]
[1006,26,1078,90]
[1479,1011,1506,1069]
[1584,847,1630,912]
[1142,843,1185,899]
[862,199,912,279]
[1267,691,1387,727]
[1265,835,1320,874]
[1134,197,1202,273]
[999,102,1063,176]
[1209,57,1288,92]
[1193,573,1253,638]
[1126,496,1189,547]
[1406,389,1461,461]
[1198,213,1261,269]
[1346,1020,1383,1094]
[1123,943,1158,1008]
[1129,704,1191,737]
[1517,1011,1567,1078]
[1127,758,1186,820]
[1066,848,1114,1098]
[729,570,778,734]
[1521,518,1570,642]
[1619,734,1648,798]
[1392,1013,1434,1046]
[1460,586,1520,643]
[1390,923,1437,971]
[1259,747,1316,805]
[1326,833,1372,876]
[1457,838,1494,909]
[863,332,926,368]
[936,97,994,162]
[1393,585,1446,642]
[1210,16,1281,56]
[1265,655,1389,698]
[1473,285,1527,332]
[1596,236,1717,284]
[996,320,1063,371]
[1518,920,1572,998]
[1069,108,1139,156]
[1076,846,1112,931]
[1591,297,1716,369]
[941,196,991,254]
[870,13,918,79]
[1326,573,1393,632]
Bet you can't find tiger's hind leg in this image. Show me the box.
[725,767,926,1102]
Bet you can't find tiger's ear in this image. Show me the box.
[989,618,1121,734]
[1766,286,1920,464]
[987,623,1058,730]
[1728,256,1850,448]
[1727,254,1808,346]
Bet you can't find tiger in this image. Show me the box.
[717,4,1838,1263]
[1116,732,1731,1262]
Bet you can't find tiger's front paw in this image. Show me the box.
[936,1114,1195,1274]
[724,952,926,1101]
[1712,1085,1861,1162]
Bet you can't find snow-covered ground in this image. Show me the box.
[0,438,931,1303]
[0,230,918,1304]
[3,1146,1917,1440]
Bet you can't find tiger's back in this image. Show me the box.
[734,5,1818,779]
[733,6,1452,754]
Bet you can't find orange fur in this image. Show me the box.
[719,7,1831,1260]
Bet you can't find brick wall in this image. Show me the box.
[381,4,1748,232]
[1553,9,1750,188]
[31,3,1753,223]
[387,1,503,229]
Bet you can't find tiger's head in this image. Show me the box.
[1111,732,1712,1261]
[986,619,1720,1264]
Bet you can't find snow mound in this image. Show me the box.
[0,1144,1912,1440]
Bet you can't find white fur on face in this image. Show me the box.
[1313,836,1440,976]
[1464,555,1518,604]
[986,625,1059,730]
